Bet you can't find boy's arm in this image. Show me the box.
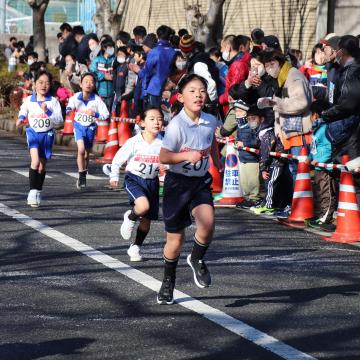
[160,148,201,165]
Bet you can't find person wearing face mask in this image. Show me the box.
[167,52,187,87]
[209,47,228,96]
[219,35,251,114]
[88,34,101,64]
[131,47,147,117]
[112,47,129,116]
[299,44,327,87]
[58,23,78,70]
[90,39,115,112]
[259,50,313,217]
[61,53,88,93]
[320,35,360,203]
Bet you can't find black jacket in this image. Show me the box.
[58,34,77,69]
[322,60,360,122]
[76,34,93,65]
[312,61,340,103]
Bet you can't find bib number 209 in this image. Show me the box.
[32,118,51,129]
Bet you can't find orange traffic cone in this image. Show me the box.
[214,139,243,207]
[96,115,119,164]
[95,112,109,143]
[323,155,360,243]
[279,147,314,227]
[118,100,133,147]
[62,110,74,135]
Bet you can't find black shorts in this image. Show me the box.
[124,173,159,220]
[163,171,213,233]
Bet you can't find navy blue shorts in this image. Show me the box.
[163,171,213,233]
[74,122,97,149]
[26,127,55,160]
[124,172,159,220]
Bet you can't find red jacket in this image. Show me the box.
[219,52,251,107]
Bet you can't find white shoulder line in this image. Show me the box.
[12,170,53,179]
[0,202,317,360]
[64,172,106,180]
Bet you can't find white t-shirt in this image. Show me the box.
[18,93,63,132]
[67,92,110,127]
[110,132,163,181]
[161,109,218,177]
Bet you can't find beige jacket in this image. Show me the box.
[273,67,313,140]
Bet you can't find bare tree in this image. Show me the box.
[297,0,310,50]
[27,0,49,61]
[93,0,128,38]
[280,0,297,53]
[185,0,225,50]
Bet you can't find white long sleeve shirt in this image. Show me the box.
[18,93,63,132]
[110,132,163,181]
[67,92,110,126]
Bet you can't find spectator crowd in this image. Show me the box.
[3,23,360,232]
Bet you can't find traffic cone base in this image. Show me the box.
[96,115,119,164]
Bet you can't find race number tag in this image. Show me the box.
[28,114,52,132]
[181,156,209,176]
[74,111,95,126]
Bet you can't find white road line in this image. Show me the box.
[64,172,106,180]
[12,170,53,179]
[0,202,317,360]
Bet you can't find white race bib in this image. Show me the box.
[134,161,160,179]
[74,111,95,126]
[178,155,210,177]
[28,114,53,132]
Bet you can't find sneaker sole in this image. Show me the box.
[156,296,174,305]
[186,254,210,289]
[120,225,133,241]
[128,255,143,262]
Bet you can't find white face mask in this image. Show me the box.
[106,47,114,56]
[176,60,186,70]
[117,57,126,64]
[222,51,230,62]
[27,59,34,66]
[257,64,266,77]
[266,63,281,78]
[248,120,259,129]
[89,44,99,52]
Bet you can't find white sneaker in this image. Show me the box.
[120,210,136,240]
[36,191,42,206]
[127,244,143,262]
[27,190,38,208]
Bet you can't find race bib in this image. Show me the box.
[134,161,160,179]
[74,111,95,126]
[179,156,210,177]
[28,114,53,132]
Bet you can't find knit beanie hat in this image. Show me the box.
[179,34,195,53]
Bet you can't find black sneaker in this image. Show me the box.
[76,176,86,190]
[318,222,336,232]
[157,277,175,305]
[187,254,211,288]
[236,199,255,209]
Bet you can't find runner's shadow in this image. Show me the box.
[0,337,94,360]
[225,284,360,308]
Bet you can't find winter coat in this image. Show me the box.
[58,34,77,69]
[273,66,313,144]
[138,40,176,97]
[113,62,128,98]
[236,118,259,163]
[90,53,114,98]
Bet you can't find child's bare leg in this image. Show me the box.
[77,140,86,171]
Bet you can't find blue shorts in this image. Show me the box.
[26,127,54,160]
[74,122,97,149]
[124,172,159,220]
[163,171,213,233]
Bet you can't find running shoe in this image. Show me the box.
[252,206,276,215]
[36,190,42,206]
[187,254,211,288]
[27,189,38,208]
[120,210,136,240]
[127,244,143,262]
[274,205,291,218]
[76,176,86,190]
[157,276,175,305]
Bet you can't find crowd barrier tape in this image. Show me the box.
[215,136,360,173]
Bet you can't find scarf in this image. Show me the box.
[277,61,293,88]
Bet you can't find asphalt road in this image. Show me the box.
[1,130,360,360]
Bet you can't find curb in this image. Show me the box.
[0,114,105,156]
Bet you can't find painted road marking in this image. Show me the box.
[0,202,316,360]
[64,172,106,180]
[12,170,53,179]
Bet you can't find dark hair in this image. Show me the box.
[178,29,188,38]
[310,100,331,115]
[88,33,99,42]
[116,46,128,56]
[57,32,63,39]
[208,47,222,58]
[171,100,184,116]
[260,49,286,66]
[251,28,265,45]
[116,31,131,45]
[177,73,208,93]
[237,35,251,49]
[65,53,76,62]
[100,34,113,44]
[60,23,72,32]
[170,34,180,48]
[194,41,205,53]
[133,26,147,38]
[73,25,85,36]
[10,36,17,42]
[27,51,38,59]
[34,70,52,83]
[156,25,172,41]
[17,41,25,48]
[133,45,146,60]
[80,72,97,83]
[37,61,46,69]
[338,35,360,59]
[311,43,324,62]
[141,106,163,120]
[101,39,115,51]
[29,62,41,73]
